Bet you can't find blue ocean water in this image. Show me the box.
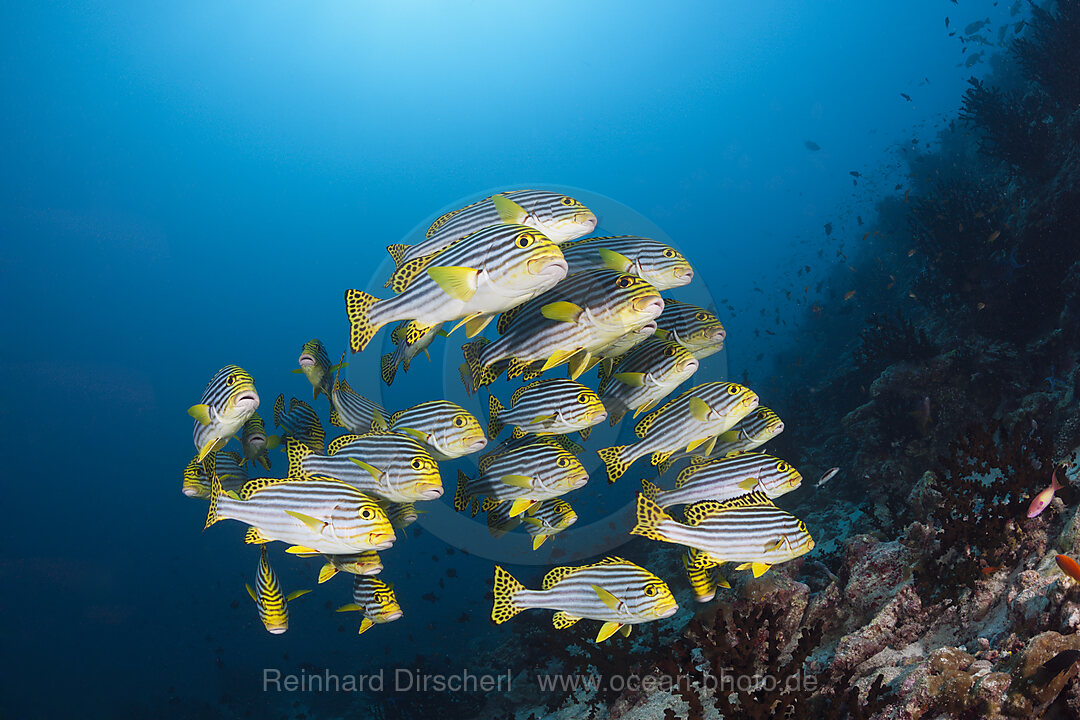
[0,1,1033,718]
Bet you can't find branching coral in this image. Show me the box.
[914,423,1050,603]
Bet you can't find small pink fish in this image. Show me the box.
[1028,467,1064,518]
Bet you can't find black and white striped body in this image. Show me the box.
[330,377,387,435]
[494,379,607,437]
[599,338,700,424]
[384,400,487,460]
[191,365,260,460]
[464,440,588,505]
[654,299,727,360]
[294,433,442,503]
[651,453,801,507]
[514,559,676,625]
[558,235,694,290]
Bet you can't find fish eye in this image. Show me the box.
[515,232,534,249]
[559,196,575,206]
[453,415,467,427]
[225,375,236,386]
[644,585,655,596]
[663,345,676,356]
[694,312,710,321]
[727,384,740,396]
[556,456,571,468]
[360,507,375,520]
[615,276,633,289]
[662,248,676,258]
[776,461,789,472]
[576,392,592,404]
[411,458,424,470]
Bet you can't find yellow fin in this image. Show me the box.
[541,301,583,323]
[532,535,547,550]
[620,624,632,637]
[595,621,622,643]
[685,436,711,452]
[613,372,646,387]
[629,493,671,542]
[540,347,579,373]
[508,498,535,517]
[640,478,659,502]
[188,404,212,426]
[751,562,771,577]
[688,397,711,422]
[465,314,492,337]
[358,618,375,635]
[492,194,529,224]
[500,474,533,489]
[285,510,326,534]
[349,457,382,481]
[491,565,526,624]
[598,248,632,272]
[246,583,257,602]
[285,545,319,554]
[344,289,384,353]
[336,603,362,612]
[567,350,592,381]
[597,445,629,483]
[427,266,478,301]
[552,610,579,629]
[386,243,410,266]
[591,585,621,611]
[243,527,270,544]
[738,477,758,491]
[318,563,338,584]
[286,589,311,601]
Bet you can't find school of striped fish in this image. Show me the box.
[182,188,815,641]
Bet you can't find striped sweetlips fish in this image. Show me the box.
[453,436,589,518]
[461,269,664,389]
[285,434,443,504]
[491,556,678,642]
[272,394,325,453]
[598,337,700,426]
[641,452,802,508]
[240,413,277,470]
[631,492,814,579]
[246,545,310,634]
[387,190,596,270]
[336,576,403,635]
[520,497,578,550]
[654,299,727,360]
[380,320,444,386]
[657,405,785,474]
[590,319,658,375]
[597,381,758,482]
[292,339,346,402]
[485,501,523,538]
[328,357,388,434]
[285,549,383,584]
[189,365,260,462]
[345,223,568,352]
[372,399,487,461]
[487,379,607,440]
[203,465,396,555]
[181,450,247,499]
[384,502,420,530]
[558,235,694,290]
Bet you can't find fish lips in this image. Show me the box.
[529,255,569,278]
[657,603,678,618]
[418,485,444,500]
[298,354,316,368]
[234,392,260,411]
[635,296,665,318]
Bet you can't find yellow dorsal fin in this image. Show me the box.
[541,565,580,590]
[634,405,663,438]
[328,434,362,455]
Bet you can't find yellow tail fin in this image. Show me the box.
[462,338,497,391]
[453,470,470,512]
[597,445,630,483]
[491,565,526,624]
[204,470,223,531]
[285,438,313,477]
[487,396,505,439]
[640,478,659,502]
[344,289,384,352]
[629,493,672,543]
[380,353,398,386]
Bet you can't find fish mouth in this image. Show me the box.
[679,359,700,373]
[741,394,760,410]
[633,296,665,317]
[369,534,396,550]
[529,254,568,277]
[418,485,444,500]
[707,327,727,342]
[571,474,589,489]
[234,391,260,409]
[574,212,598,230]
[267,626,288,635]
[464,435,488,451]
[383,610,404,622]
[298,354,316,368]
[657,604,678,618]
[673,265,693,281]
[589,409,609,424]
[181,486,205,498]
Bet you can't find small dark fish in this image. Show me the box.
[824,223,833,236]
[900,93,912,102]
[945,16,949,29]
[456,612,470,623]
[804,140,821,151]
[422,592,437,603]
[849,170,861,178]
[817,467,839,487]
[964,18,989,35]
[1031,649,1080,685]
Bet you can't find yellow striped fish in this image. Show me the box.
[328,356,388,434]
[189,365,260,462]
[272,394,325,453]
[654,299,727,359]
[286,435,442,504]
[453,437,589,518]
[598,337,700,426]
[336,577,403,635]
[385,502,420,530]
[345,224,567,352]
[521,498,578,550]
[683,551,731,603]
[380,321,444,386]
[387,190,596,269]
[631,492,814,578]
[372,400,487,461]
[240,413,277,470]
[246,545,310,634]
[292,339,346,402]
[286,550,383,584]
[558,235,694,290]
[590,320,658,374]
[641,452,802,508]
[656,406,785,474]
[596,381,758,482]
[487,379,607,440]
[491,557,677,642]
[182,450,247,499]
[462,270,664,389]
[203,463,396,555]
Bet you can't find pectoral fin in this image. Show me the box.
[738,478,758,491]
[318,563,339,584]
[427,266,478,302]
[613,372,646,387]
[286,589,311,601]
[492,194,529,224]
[541,301,583,323]
[500,474,534,489]
[508,498,536,517]
[591,584,621,611]
[335,603,362,612]
[688,397,711,422]
[285,511,327,534]
[349,458,383,481]
[245,583,257,602]
[358,617,375,635]
[598,248,632,272]
[188,404,212,426]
